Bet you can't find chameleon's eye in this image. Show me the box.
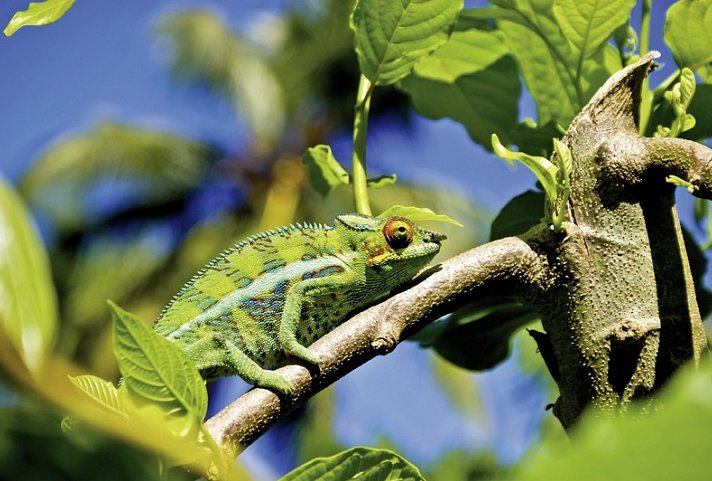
[383,218,414,249]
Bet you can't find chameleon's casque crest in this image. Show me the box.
[154,214,444,394]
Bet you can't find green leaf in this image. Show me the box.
[399,17,521,149]
[68,374,128,420]
[664,0,712,71]
[302,145,350,197]
[0,175,57,374]
[487,1,579,124]
[679,84,712,140]
[490,190,545,241]
[377,205,462,226]
[553,0,636,59]
[679,67,696,107]
[666,175,697,193]
[109,301,207,422]
[3,0,75,36]
[367,174,397,189]
[486,1,616,126]
[512,357,712,481]
[350,0,463,85]
[491,134,558,208]
[279,446,425,481]
[432,300,538,371]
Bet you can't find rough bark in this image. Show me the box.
[205,51,712,454]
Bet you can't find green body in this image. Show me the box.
[154,214,444,394]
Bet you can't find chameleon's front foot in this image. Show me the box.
[254,371,295,396]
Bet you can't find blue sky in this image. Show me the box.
[0,0,700,479]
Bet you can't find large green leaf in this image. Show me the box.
[0,175,57,375]
[110,302,207,422]
[399,16,521,149]
[3,0,75,36]
[509,357,712,480]
[553,0,636,59]
[351,0,463,85]
[481,1,616,126]
[279,446,425,481]
[664,0,712,72]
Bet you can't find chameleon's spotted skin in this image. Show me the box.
[154,214,445,394]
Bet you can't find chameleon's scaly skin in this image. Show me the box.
[154,214,445,394]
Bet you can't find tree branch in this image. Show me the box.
[205,235,551,457]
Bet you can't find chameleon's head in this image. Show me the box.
[334,214,446,280]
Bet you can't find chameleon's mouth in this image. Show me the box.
[428,232,447,244]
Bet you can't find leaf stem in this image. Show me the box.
[640,0,651,56]
[352,74,373,216]
[638,0,652,134]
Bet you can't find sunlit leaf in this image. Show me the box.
[367,174,397,189]
[68,374,128,421]
[482,1,616,126]
[377,205,462,226]
[351,0,463,85]
[399,15,520,149]
[109,301,207,422]
[553,0,636,59]
[491,134,558,209]
[664,0,712,72]
[0,175,57,375]
[302,145,350,197]
[3,0,75,36]
[279,446,425,481]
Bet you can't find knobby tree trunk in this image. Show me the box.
[206,52,712,455]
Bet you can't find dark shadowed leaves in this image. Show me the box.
[490,190,545,241]
[430,300,538,371]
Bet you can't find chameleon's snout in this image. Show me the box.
[429,232,447,243]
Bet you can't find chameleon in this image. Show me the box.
[153,213,445,395]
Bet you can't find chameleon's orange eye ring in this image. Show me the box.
[383,218,414,249]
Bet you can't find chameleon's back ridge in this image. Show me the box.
[154,213,445,394]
